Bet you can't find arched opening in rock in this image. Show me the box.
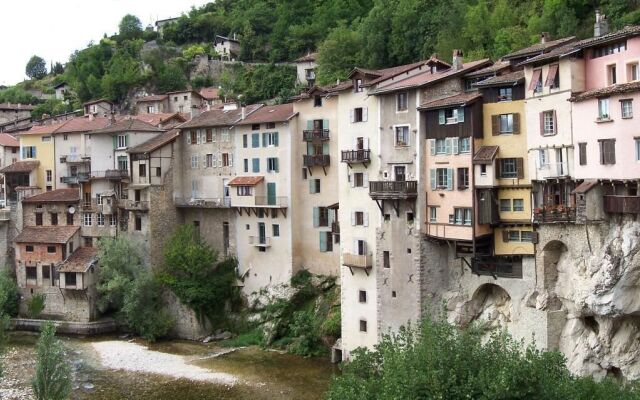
[462,284,512,330]
[606,366,623,381]
[542,240,568,310]
[582,316,599,335]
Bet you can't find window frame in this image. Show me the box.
[543,111,555,135]
[621,99,633,119]
[394,125,410,147]
[396,92,409,112]
[499,158,518,179]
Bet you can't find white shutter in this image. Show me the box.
[350,109,354,123]
[217,153,222,167]
[447,168,454,190]
[364,137,369,149]
[363,172,369,187]
[350,174,355,188]
[203,155,208,168]
[353,239,359,254]
[229,153,233,167]
[430,139,436,155]
[351,211,356,226]
[186,133,191,144]
[363,212,369,227]
[451,137,459,155]
[430,169,436,190]
[445,138,452,154]
[363,107,368,122]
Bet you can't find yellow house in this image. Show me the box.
[474,71,535,256]
[19,123,61,191]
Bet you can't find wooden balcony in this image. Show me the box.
[341,150,370,167]
[90,170,129,181]
[533,205,576,223]
[604,195,640,214]
[343,252,372,275]
[303,154,330,167]
[303,129,330,141]
[369,180,418,200]
[249,236,271,247]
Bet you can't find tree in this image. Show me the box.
[118,14,143,41]
[51,62,64,75]
[25,55,47,80]
[155,64,188,93]
[0,269,19,317]
[316,23,364,85]
[326,316,640,400]
[32,323,71,400]
[120,272,173,341]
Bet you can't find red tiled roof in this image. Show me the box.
[418,92,482,110]
[136,94,168,103]
[91,119,165,134]
[83,99,113,106]
[474,71,525,87]
[473,146,499,164]
[199,87,220,100]
[23,188,80,203]
[465,60,512,78]
[128,129,179,154]
[569,81,640,102]
[58,247,99,273]
[0,133,19,147]
[572,180,599,194]
[20,121,66,136]
[180,104,263,129]
[131,112,188,127]
[234,104,296,125]
[0,160,39,173]
[55,117,111,134]
[502,36,577,60]
[228,176,264,186]
[0,103,35,111]
[14,226,80,244]
[295,52,318,63]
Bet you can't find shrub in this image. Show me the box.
[320,309,341,338]
[27,293,46,319]
[0,269,19,316]
[120,272,173,341]
[32,322,71,400]
[288,310,324,357]
[223,329,264,347]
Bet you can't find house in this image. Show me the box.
[0,133,19,168]
[16,122,62,192]
[0,103,34,125]
[155,17,179,37]
[295,53,318,87]
[135,94,169,115]
[214,35,241,60]
[83,99,113,117]
[54,82,71,101]
[199,87,222,106]
[166,90,204,116]
[0,160,40,202]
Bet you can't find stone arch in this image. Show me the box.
[541,240,568,292]
[460,283,512,330]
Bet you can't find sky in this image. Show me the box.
[0,0,212,86]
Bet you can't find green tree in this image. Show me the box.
[51,62,64,76]
[25,55,47,80]
[120,271,173,341]
[32,323,72,400]
[155,63,188,93]
[118,14,143,41]
[0,87,37,104]
[0,269,19,317]
[316,23,364,85]
[31,99,73,120]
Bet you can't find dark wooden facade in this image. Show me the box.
[424,100,484,139]
[479,85,525,103]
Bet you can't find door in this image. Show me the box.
[258,222,266,245]
[134,190,141,202]
[394,166,406,182]
[223,178,230,206]
[267,182,276,206]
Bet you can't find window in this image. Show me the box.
[539,149,549,168]
[191,155,200,169]
[117,134,128,148]
[499,158,517,178]
[264,132,279,147]
[272,224,280,237]
[309,178,321,194]
[513,199,524,212]
[546,64,560,89]
[222,153,231,167]
[433,168,452,189]
[242,134,248,148]
[353,107,364,122]
[636,139,640,162]
[251,124,260,131]
[139,163,146,177]
[457,168,469,189]
[480,164,487,176]
[83,212,92,226]
[533,69,543,93]
[621,99,633,119]
[438,108,465,125]
[314,96,322,107]
[435,138,447,154]
[42,265,50,280]
[353,172,364,187]
[592,41,627,58]
[237,186,252,196]
[599,139,616,165]
[508,231,521,242]
[407,212,414,223]
[65,272,77,287]
[542,111,555,135]
[50,213,58,226]
[354,211,365,226]
[67,212,73,225]
[498,87,513,101]
[35,213,43,226]
[267,157,279,172]
[359,290,367,303]
[629,63,639,81]
[42,136,51,142]
[319,231,333,252]
[135,216,142,231]
[46,170,52,182]
[47,245,56,254]
[453,208,472,225]
[607,64,617,85]
[383,251,390,268]
[26,266,37,280]
[26,245,34,253]
[63,134,68,141]
[266,122,276,129]
[243,159,249,173]
[396,92,408,111]
[459,137,471,153]
[355,79,363,93]
[578,143,587,165]
[110,214,117,226]
[118,155,128,171]
[394,126,409,146]
[97,213,104,226]
[521,231,533,242]
[359,320,367,332]
[500,114,513,133]
[156,167,161,177]
[500,199,512,212]
[252,158,260,173]
[22,146,36,159]
[598,98,610,119]
[84,237,93,247]
[429,207,437,223]
[316,207,330,227]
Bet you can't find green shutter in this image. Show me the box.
[262,132,268,147]
[252,133,259,148]
[457,107,465,122]
[430,139,436,155]
[112,136,117,149]
[430,169,436,190]
[319,232,327,252]
[313,207,319,227]
[274,132,279,147]
[307,143,315,155]
[252,158,259,172]
[444,138,451,154]
[125,133,130,147]
[309,179,315,194]
[323,119,329,129]
[438,110,445,125]
[274,158,279,172]
[322,143,329,155]
[306,120,313,130]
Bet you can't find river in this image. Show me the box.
[1,332,337,400]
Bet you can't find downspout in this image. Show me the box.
[470,104,476,271]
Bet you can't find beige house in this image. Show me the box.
[167,90,204,116]
[135,95,169,115]
[295,53,317,87]
[83,100,113,117]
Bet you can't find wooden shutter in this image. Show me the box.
[495,158,501,178]
[552,110,557,133]
[545,64,559,87]
[446,168,454,190]
[438,110,445,125]
[502,230,509,242]
[529,69,542,91]
[457,107,465,123]
[530,231,539,244]
[310,179,316,193]
[513,114,520,134]
[491,115,500,135]
[539,112,544,135]
[516,158,524,179]
[430,169,436,190]
[579,143,587,165]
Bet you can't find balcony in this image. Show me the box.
[249,236,271,247]
[303,154,330,168]
[121,200,150,211]
[254,196,288,207]
[303,129,330,141]
[61,173,89,185]
[343,253,372,274]
[174,197,231,208]
[537,162,570,180]
[62,154,90,164]
[533,205,576,223]
[81,200,98,211]
[341,150,371,166]
[369,180,418,200]
[90,170,129,180]
[0,209,10,221]
[331,221,340,234]
[604,196,640,214]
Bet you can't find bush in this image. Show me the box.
[320,309,341,338]
[288,309,324,357]
[0,269,19,316]
[222,329,264,347]
[120,272,173,341]
[32,322,71,400]
[27,293,46,318]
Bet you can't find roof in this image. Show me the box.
[473,146,499,164]
[572,180,599,194]
[228,176,264,186]
[465,60,512,78]
[291,81,354,100]
[136,94,169,103]
[131,112,187,127]
[166,90,204,99]
[91,119,165,134]
[234,104,296,125]
[14,226,80,244]
[0,133,19,147]
[502,36,577,60]
[53,82,68,89]
[474,71,525,87]
[418,92,482,110]
[83,99,113,107]
[569,81,640,102]
[0,103,35,111]
[575,25,640,49]
[0,160,39,173]
[58,247,99,273]
[295,52,318,63]
[180,104,263,129]
[517,42,579,66]
[54,117,111,134]
[20,121,66,136]
[22,188,80,203]
[216,35,240,43]
[128,129,179,154]
[199,87,220,100]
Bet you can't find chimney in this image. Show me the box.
[110,112,116,124]
[594,9,609,37]
[452,50,463,71]
[241,106,246,120]
[540,32,550,44]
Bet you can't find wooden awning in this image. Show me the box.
[228,176,264,186]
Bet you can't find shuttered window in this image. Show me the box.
[599,139,616,165]
[578,143,587,165]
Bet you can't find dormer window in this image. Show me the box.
[438,108,465,125]
[354,79,363,93]
[498,87,513,101]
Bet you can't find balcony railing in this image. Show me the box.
[0,209,10,221]
[533,205,576,223]
[249,236,271,247]
[90,170,129,180]
[343,253,372,269]
[63,154,90,163]
[537,162,570,179]
[303,154,330,167]
[81,199,98,211]
[174,197,231,208]
[604,196,640,214]
[254,196,288,207]
[341,149,371,164]
[331,221,340,234]
[61,173,89,184]
[302,129,330,141]
[121,200,150,211]
[369,180,418,199]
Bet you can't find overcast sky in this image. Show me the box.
[0,0,212,86]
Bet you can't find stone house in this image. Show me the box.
[199,87,222,106]
[135,94,169,115]
[0,103,34,125]
[214,35,240,60]
[83,99,113,117]
[166,90,204,117]
[54,82,71,102]
[295,53,318,87]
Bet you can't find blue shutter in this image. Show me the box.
[430,139,436,155]
[319,232,327,252]
[438,110,445,125]
[113,136,117,149]
[274,158,279,173]
[243,134,248,148]
[457,107,465,123]
[273,132,279,147]
[323,119,329,130]
[262,132,268,147]
[252,158,259,172]
[306,120,313,130]
[252,133,259,148]
[313,207,319,227]
[307,143,315,155]
[444,138,451,154]
[447,168,454,190]
[430,169,436,190]
[322,143,329,155]
[309,179,315,194]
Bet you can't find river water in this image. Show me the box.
[1,332,336,400]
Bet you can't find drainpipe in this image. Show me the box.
[471,130,476,271]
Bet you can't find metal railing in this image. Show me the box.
[254,196,288,207]
[303,154,330,167]
[90,170,129,180]
[0,209,10,221]
[341,149,370,163]
[369,180,418,198]
[537,162,569,179]
[302,129,330,141]
[174,197,231,208]
[343,253,372,268]
[61,173,89,184]
[604,196,640,214]
[63,154,90,163]
[249,236,271,247]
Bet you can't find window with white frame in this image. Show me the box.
[237,186,252,196]
[453,208,472,225]
[513,198,524,211]
[629,62,639,81]
[396,92,408,111]
[97,213,105,226]
[499,158,517,178]
[117,134,128,148]
[543,111,555,135]
[621,99,633,119]
[83,212,92,226]
[267,157,279,172]
[435,138,447,154]
[636,139,640,162]
[539,149,549,168]
[206,154,213,168]
[265,132,278,147]
[435,168,450,188]
[429,207,437,223]
[191,155,199,169]
[598,98,610,119]
[459,137,471,153]
[110,214,117,226]
[499,87,512,101]
[500,114,514,133]
[395,126,409,146]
